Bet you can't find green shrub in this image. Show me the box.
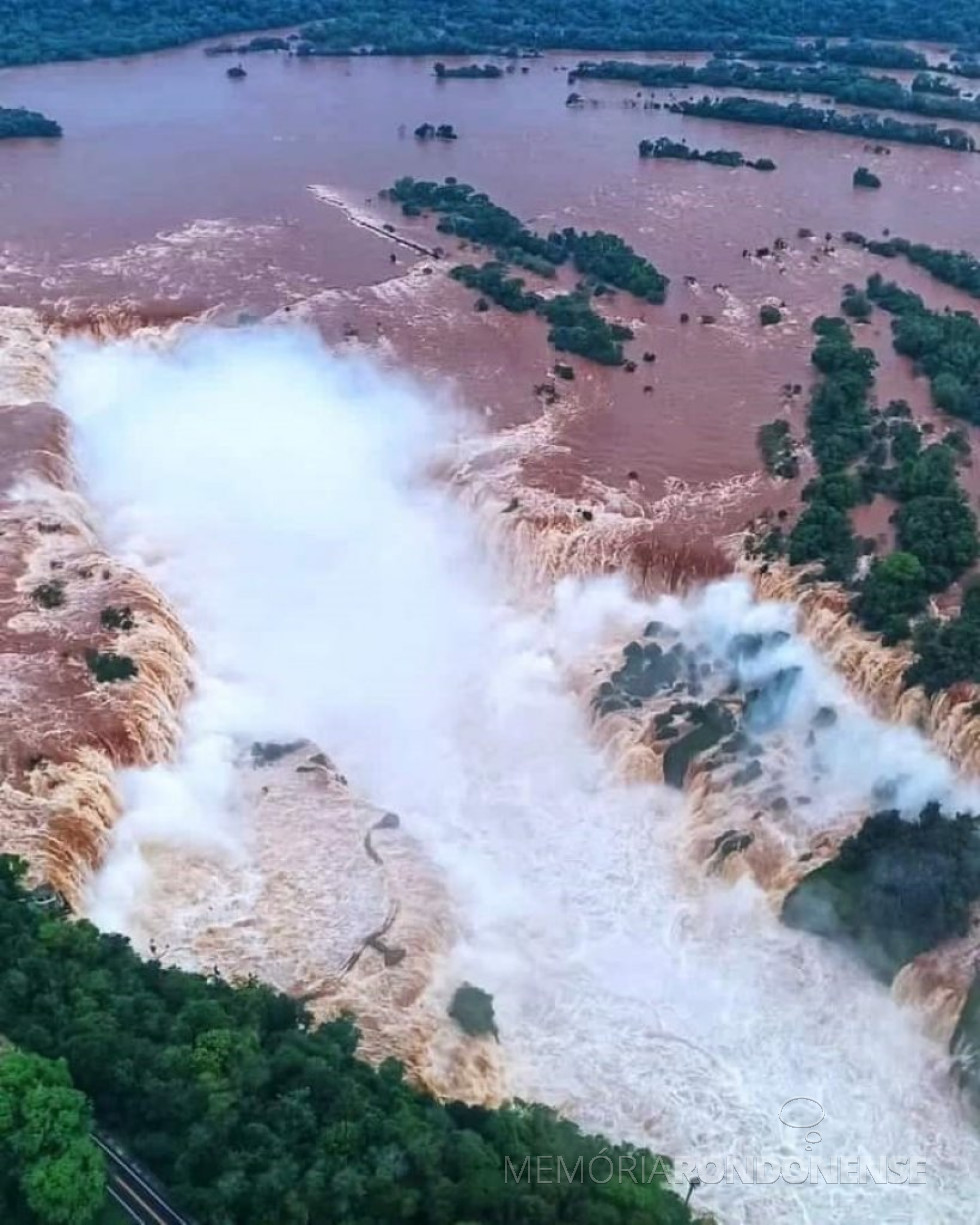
[448,983,499,1038]
[85,650,138,683]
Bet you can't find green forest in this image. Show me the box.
[0,857,697,1225]
[3,0,980,68]
[0,108,61,139]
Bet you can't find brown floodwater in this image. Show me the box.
[3,43,980,531]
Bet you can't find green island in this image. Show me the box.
[573,57,980,126]
[757,418,799,478]
[4,0,980,69]
[0,855,698,1225]
[783,802,980,983]
[383,176,669,365]
[639,136,776,170]
[0,107,62,139]
[413,122,458,140]
[754,308,980,689]
[434,61,503,78]
[843,232,980,299]
[666,96,976,151]
[852,165,882,188]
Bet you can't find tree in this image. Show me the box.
[788,501,857,579]
[895,494,979,589]
[841,287,873,321]
[0,1051,105,1225]
[852,551,928,635]
[853,165,882,188]
[0,856,696,1225]
[760,304,782,325]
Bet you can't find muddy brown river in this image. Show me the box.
[3,40,980,525]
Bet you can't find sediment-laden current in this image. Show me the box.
[44,325,980,1224]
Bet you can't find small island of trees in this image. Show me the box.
[0,106,62,139]
[382,176,669,365]
[434,62,503,79]
[667,96,976,152]
[853,165,882,188]
[639,136,776,170]
[843,232,980,299]
[414,122,458,140]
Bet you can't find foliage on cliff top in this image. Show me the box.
[783,802,980,982]
[0,856,697,1224]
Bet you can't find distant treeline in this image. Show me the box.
[0,106,61,138]
[574,58,980,126]
[384,175,668,364]
[204,34,293,54]
[639,135,775,169]
[667,96,976,151]
[5,0,980,69]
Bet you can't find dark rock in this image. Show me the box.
[712,829,754,859]
[732,759,764,787]
[251,740,305,767]
[743,666,803,731]
[663,701,736,788]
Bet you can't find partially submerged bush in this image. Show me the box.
[32,581,65,609]
[85,650,138,683]
[100,605,135,631]
[448,983,498,1038]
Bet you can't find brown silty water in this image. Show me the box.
[4,42,980,518]
[0,314,193,902]
[5,42,980,1209]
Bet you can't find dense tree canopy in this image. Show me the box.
[783,802,980,982]
[0,108,61,139]
[0,1050,105,1225]
[845,234,980,301]
[4,1,980,68]
[638,136,774,170]
[0,858,696,1225]
[576,57,980,125]
[866,273,980,425]
[385,176,666,365]
[666,96,976,151]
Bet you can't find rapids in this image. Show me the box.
[50,324,980,1223]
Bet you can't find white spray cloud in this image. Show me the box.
[58,326,980,1224]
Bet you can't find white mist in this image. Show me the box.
[59,326,980,1224]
